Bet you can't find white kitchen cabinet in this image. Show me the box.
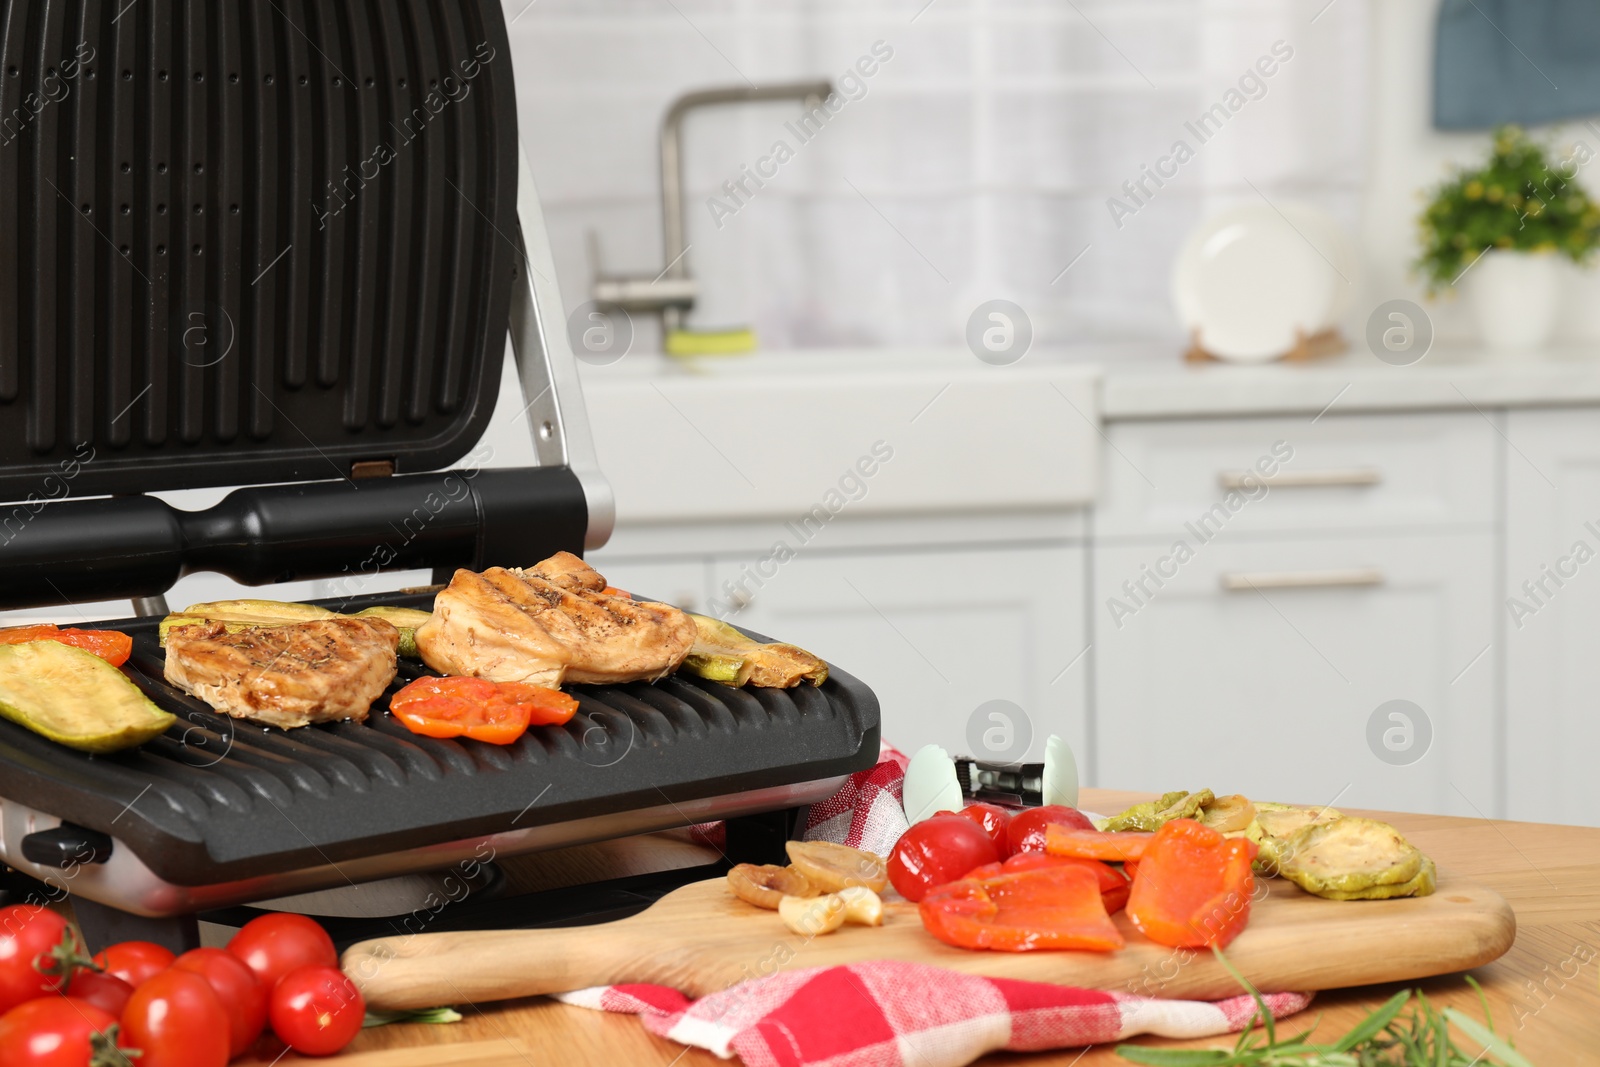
[708,545,1089,765]
[1097,413,1495,540]
[1504,410,1600,826]
[1093,532,1496,818]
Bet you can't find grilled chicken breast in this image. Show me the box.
[164,617,399,729]
[416,553,697,686]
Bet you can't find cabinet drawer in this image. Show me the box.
[1091,532,1496,818]
[1096,413,1495,539]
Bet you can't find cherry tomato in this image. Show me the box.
[0,997,123,1067]
[389,676,579,744]
[0,905,72,1016]
[949,803,1013,858]
[269,964,365,1057]
[1006,804,1096,856]
[226,913,337,994]
[172,948,267,1058]
[887,814,1000,903]
[92,941,174,989]
[63,970,135,1017]
[120,970,230,1067]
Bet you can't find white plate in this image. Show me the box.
[1172,203,1354,363]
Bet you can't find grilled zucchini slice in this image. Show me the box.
[1101,789,1216,832]
[1250,802,1344,874]
[0,641,176,753]
[353,606,433,659]
[159,600,338,644]
[680,614,828,688]
[1277,817,1431,899]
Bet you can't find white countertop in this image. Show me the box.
[1092,343,1600,421]
[580,341,1600,422]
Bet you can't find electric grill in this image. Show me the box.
[0,0,879,950]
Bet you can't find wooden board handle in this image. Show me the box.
[343,926,641,1011]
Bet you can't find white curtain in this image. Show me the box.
[511,0,1370,352]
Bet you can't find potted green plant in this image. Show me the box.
[1417,126,1600,351]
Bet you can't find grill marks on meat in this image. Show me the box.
[415,552,698,687]
[164,618,400,729]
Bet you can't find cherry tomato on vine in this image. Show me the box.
[887,814,1001,903]
[1006,804,1095,856]
[226,913,337,993]
[120,970,230,1067]
[0,905,72,1016]
[63,970,135,1017]
[173,948,267,1057]
[269,964,365,1056]
[91,941,174,989]
[0,997,124,1067]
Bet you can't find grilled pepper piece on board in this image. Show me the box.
[967,852,1133,914]
[1044,825,1155,863]
[918,864,1125,953]
[1125,818,1257,949]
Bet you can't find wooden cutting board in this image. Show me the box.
[344,866,1515,1011]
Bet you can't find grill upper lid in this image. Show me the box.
[0,0,521,499]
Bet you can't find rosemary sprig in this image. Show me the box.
[1116,954,1533,1066]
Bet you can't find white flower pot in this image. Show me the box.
[1464,250,1562,352]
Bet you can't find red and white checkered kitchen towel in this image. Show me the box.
[563,744,1312,1066]
[557,964,1312,1067]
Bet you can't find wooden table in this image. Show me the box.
[240,790,1600,1064]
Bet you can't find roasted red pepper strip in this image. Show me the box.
[389,676,578,745]
[0,624,132,667]
[993,852,1131,914]
[1125,818,1257,949]
[918,864,1125,953]
[1044,824,1154,863]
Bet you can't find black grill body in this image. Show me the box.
[0,0,882,947]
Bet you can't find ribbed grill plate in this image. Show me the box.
[0,593,881,885]
[0,0,519,497]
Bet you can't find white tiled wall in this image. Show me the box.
[506,0,1370,351]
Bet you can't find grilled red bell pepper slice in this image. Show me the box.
[1125,818,1257,949]
[389,676,578,745]
[986,852,1131,914]
[0,624,132,666]
[1045,824,1154,863]
[918,864,1125,953]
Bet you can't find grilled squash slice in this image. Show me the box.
[160,600,432,658]
[159,600,337,644]
[353,606,433,659]
[0,641,176,753]
[680,615,828,688]
[1277,816,1434,900]
[1249,802,1344,874]
[1100,789,1216,832]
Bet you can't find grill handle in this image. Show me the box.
[0,466,587,610]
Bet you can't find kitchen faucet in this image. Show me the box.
[591,81,833,344]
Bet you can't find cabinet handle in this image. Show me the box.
[1220,568,1385,591]
[1218,468,1382,490]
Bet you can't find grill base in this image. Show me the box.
[0,775,843,920]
